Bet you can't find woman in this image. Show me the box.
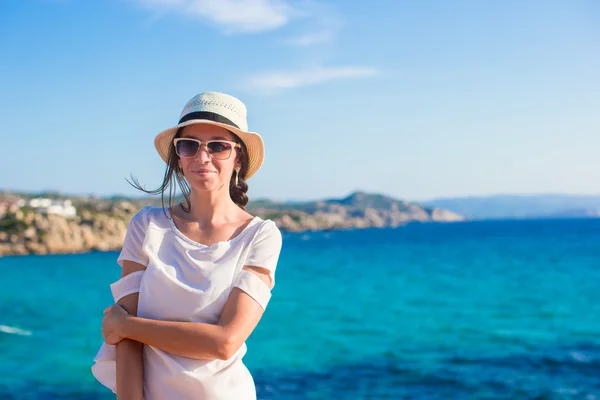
[92,92,283,400]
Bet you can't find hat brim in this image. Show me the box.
[154,119,264,180]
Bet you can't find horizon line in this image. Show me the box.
[4,188,600,204]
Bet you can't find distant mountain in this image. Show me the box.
[6,189,599,221]
[421,194,600,219]
[248,191,465,231]
[545,208,600,218]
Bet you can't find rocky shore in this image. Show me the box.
[0,191,465,256]
[0,201,137,256]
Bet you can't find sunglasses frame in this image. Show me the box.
[173,138,241,160]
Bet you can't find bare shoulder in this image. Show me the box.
[241,212,256,223]
[243,265,274,289]
[121,259,147,278]
[226,209,256,229]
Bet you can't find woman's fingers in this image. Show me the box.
[101,305,125,345]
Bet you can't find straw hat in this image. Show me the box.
[154,92,264,180]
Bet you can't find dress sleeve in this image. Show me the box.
[244,220,283,286]
[116,207,150,268]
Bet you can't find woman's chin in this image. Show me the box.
[187,177,225,190]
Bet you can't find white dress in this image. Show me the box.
[91,206,283,400]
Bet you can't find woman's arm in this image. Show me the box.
[104,266,271,361]
[116,261,145,400]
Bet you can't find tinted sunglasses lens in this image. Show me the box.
[176,140,199,157]
[207,141,233,159]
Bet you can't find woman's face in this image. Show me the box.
[177,124,240,191]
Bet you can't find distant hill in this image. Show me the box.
[6,189,599,221]
[421,194,600,219]
[247,191,465,231]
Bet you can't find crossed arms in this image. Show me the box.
[106,260,272,399]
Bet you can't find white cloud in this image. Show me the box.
[131,0,295,33]
[281,3,342,46]
[131,0,345,43]
[244,66,378,94]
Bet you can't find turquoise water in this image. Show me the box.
[1,218,599,399]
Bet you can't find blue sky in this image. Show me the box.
[1,0,599,202]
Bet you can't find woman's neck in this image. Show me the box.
[177,189,240,226]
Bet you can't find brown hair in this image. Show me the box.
[127,127,250,218]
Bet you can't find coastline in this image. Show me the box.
[0,192,465,257]
[0,210,465,257]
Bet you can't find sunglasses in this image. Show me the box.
[173,138,241,160]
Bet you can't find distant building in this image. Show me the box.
[29,198,77,218]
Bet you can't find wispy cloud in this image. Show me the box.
[131,0,345,44]
[131,0,296,33]
[281,3,342,46]
[244,66,378,94]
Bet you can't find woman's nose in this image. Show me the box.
[195,144,211,162]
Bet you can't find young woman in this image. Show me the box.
[92,92,283,400]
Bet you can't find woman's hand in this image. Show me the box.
[102,304,130,345]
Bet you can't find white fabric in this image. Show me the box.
[233,269,272,310]
[91,206,283,400]
[110,270,144,303]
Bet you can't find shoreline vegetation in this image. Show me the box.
[0,190,464,256]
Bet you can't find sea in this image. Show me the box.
[1,218,599,399]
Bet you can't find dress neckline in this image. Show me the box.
[164,208,261,249]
